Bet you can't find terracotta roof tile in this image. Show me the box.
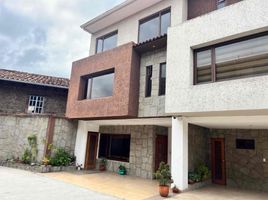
[0,69,69,88]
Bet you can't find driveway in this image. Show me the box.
[0,167,121,200]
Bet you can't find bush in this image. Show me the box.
[196,163,210,181]
[154,162,172,186]
[49,148,72,166]
[22,148,31,164]
[188,171,201,182]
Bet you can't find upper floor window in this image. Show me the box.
[217,0,226,9]
[145,65,152,97]
[138,8,171,43]
[194,32,268,84]
[96,31,118,53]
[28,95,44,114]
[84,70,114,99]
[159,63,166,96]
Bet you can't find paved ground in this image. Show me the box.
[45,171,268,200]
[0,167,121,200]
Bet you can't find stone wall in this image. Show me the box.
[98,125,168,179]
[0,80,68,116]
[138,48,167,117]
[188,124,210,172]
[0,115,77,162]
[210,129,268,192]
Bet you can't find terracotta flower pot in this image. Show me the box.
[99,165,106,171]
[159,185,169,197]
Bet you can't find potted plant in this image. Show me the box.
[154,162,172,197]
[118,164,126,175]
[42,156,50,166]
[99,158,107,171]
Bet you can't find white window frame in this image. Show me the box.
[28,95,44,114]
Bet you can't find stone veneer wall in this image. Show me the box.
[98,125,168,179]
[138,48,167,117]
[210,129,268,192]
[0,115,77,162]
[188,124,210,172]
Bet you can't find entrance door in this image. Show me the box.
[84,132,98,170]
[155,135,168,171]
[211,138,226,185]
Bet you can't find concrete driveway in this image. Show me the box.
[0,167,121,200]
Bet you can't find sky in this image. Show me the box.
[0,0,125,78]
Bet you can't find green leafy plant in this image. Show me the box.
[196,163,210,181]
[22,148,31,164]
[188,171,201,183]
[49,148,73,166]
[118,164,127,175]
[154,162,172,186]
[27,134,37,163]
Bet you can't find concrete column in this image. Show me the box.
[171,117,188,190]
[74,121,99,168]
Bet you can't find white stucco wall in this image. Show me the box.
[74,120,99,167]
[166,0,268,115]
[89,0,187,55]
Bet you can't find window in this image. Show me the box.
[27,95,44,114]
[217,0,226,9]
[84,70,114,99]
[236,139,255,150]
[98,134,131,162]
[138,8,171,43]
[194,32,268,84]
[145,66,152,97]
[96,31,118,53]
[159,63,166,95]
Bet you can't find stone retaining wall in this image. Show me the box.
[0,115,77,162]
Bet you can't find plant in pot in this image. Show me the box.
[99,158,107,171]
[154,162,172,197]
[118,164,126,175]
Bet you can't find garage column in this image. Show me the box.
[171,117,188,190]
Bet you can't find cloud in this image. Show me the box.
[0,0,125,78]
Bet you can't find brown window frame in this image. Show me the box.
[159,62,166,96]
[145,65,153,97]
[79,68,115,100]
[95,30,118,53]
[193,31,268,85]
[138,7,171,43]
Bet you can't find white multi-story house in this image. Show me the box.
[66,0,268,192]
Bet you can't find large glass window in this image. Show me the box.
[96,31,118,53]
[194,32,268,84]
[85,71,114,99]
[159,63,166,95]
[98,134,131,162]
[138,8,171,43]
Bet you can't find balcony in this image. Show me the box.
[66,42,140,119]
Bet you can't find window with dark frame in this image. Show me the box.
[145,65,153,97]
[83,70,114,99]
[236,139,255,150]
[96,31,118,53]
[159,62,166,96]
[138,8,171,43]
[98,134,131,162]
[194,32,268,84]
[217,0,226,9]
[27,95,44,114]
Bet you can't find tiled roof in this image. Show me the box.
[0,69,69,89]
[134,34,167,47]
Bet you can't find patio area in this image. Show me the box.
[43,171,268,200]
[43,171,160,200]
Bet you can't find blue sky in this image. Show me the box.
[0,0,124,78]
